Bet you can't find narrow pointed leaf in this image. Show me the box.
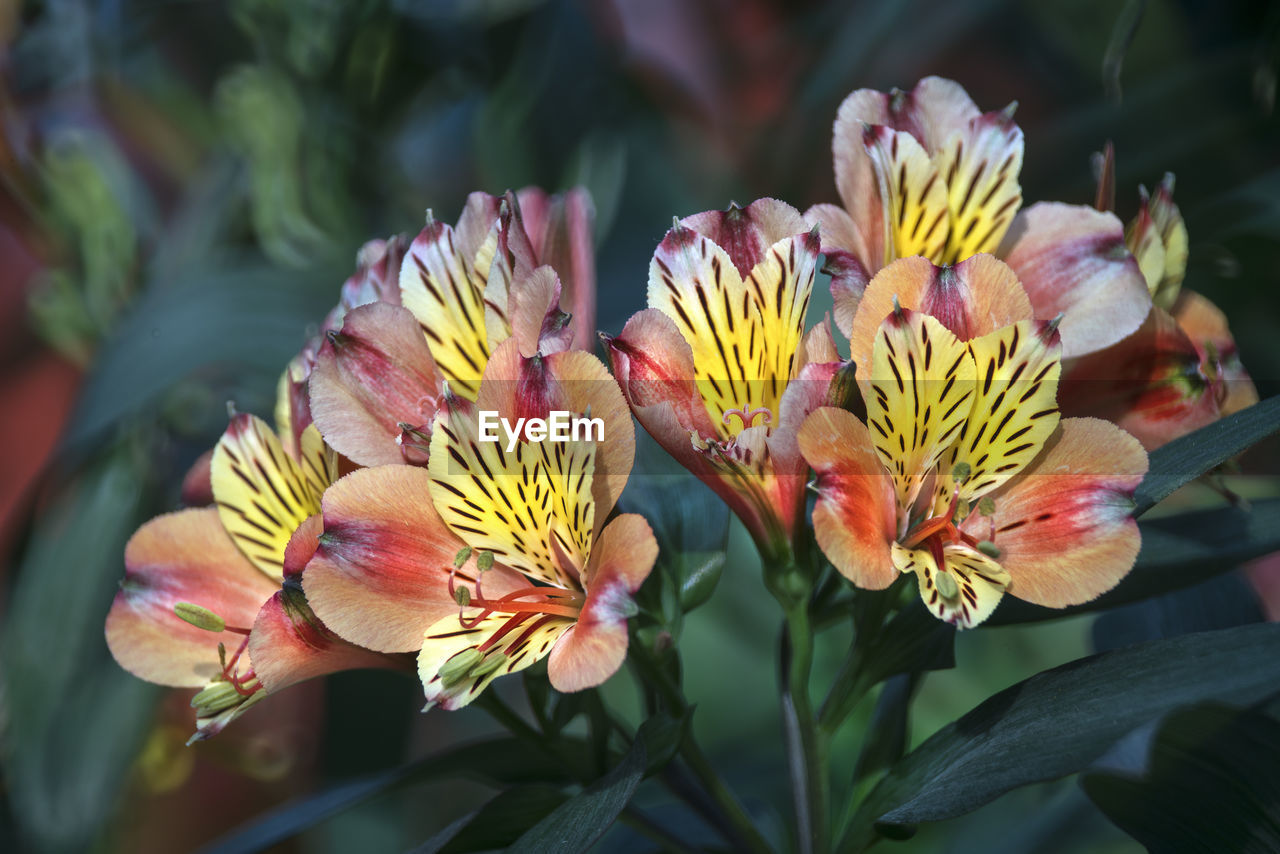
[1134,395,1280,516]
[847,623,1280,842]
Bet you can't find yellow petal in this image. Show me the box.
[864,125,950,264]
[419,611,573,710]
[400,217,491,400]
[866,308,977,513]
[428,402,596,588]
[934,110,1023,263]
[936,320,1062,507]
[211,415,333,580]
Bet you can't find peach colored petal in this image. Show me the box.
[302,465,524,653]
[999,202,1151,358]
[848,254,1031,388]
[979,418,1147,608]
[517,186,597,350]
[798,407,897,589]
[106,509,275,688]
[309,302,444,467]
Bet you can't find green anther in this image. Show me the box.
[935,571,960,600]
[191,681,244,715]
[438,648,484,686]
[470,653,508,679]
[951,462,972,482]
[174,602,225,632]
[454,586,471,607]
[453,546,472,568]
[217,642,228,670]
[977,496,996,516]
[477,551,495,572]
[976,540,1002,559]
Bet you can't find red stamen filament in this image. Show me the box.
[722,405,772,430]
[901,486,983,552]
[448,566,584,629]
[219,635,262,696]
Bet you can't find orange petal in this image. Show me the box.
[248,587,406,694]
[508,266,572,359]
[798,407,897,589]
[977,418,1147,607]
[848,254,1031,388]
[302,465,524,653]
[106,509,275,688]
[309,302,444,467]
[999,202,1151,358]
[549,513,658,693]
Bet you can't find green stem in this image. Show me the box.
[630,646,774,854]
[781,598,828,854]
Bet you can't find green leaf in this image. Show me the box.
[846,623,1280,844]
[860,600,956,686]
[413,786,569,854]
[1134,394,1280,517]
[635,709,691,776]
[2,446,159,854]
[202,737,587,854]
[991,498,1280,624]
[1091,573,1263,652]
[507,731,647,853]
[1083,704,1280,853]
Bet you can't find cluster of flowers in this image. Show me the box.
[106,78,1256,741]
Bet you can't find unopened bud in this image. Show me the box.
[174,602,225,632]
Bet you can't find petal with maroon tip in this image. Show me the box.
[549,513,657,693]
[309,302,444,467]
[679,197,808,278]
[508,266,573,358]
[248,585,406,694]
[106,509,276,688]
[999,202,1152,358]
[848,254,1032,384]
[303,465,524,653]
[605,308,720,442]
[798,407,897,589]
[979,418,1147,608]
[518,186,597,350]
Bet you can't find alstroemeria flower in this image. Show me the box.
[799,255,1148,628]
[106,413,396,740]
[807,76,1151,359]
[605,198,842,560]
[1061,167,1258,448]
[309,189,594,468]
[303,334,654,708]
